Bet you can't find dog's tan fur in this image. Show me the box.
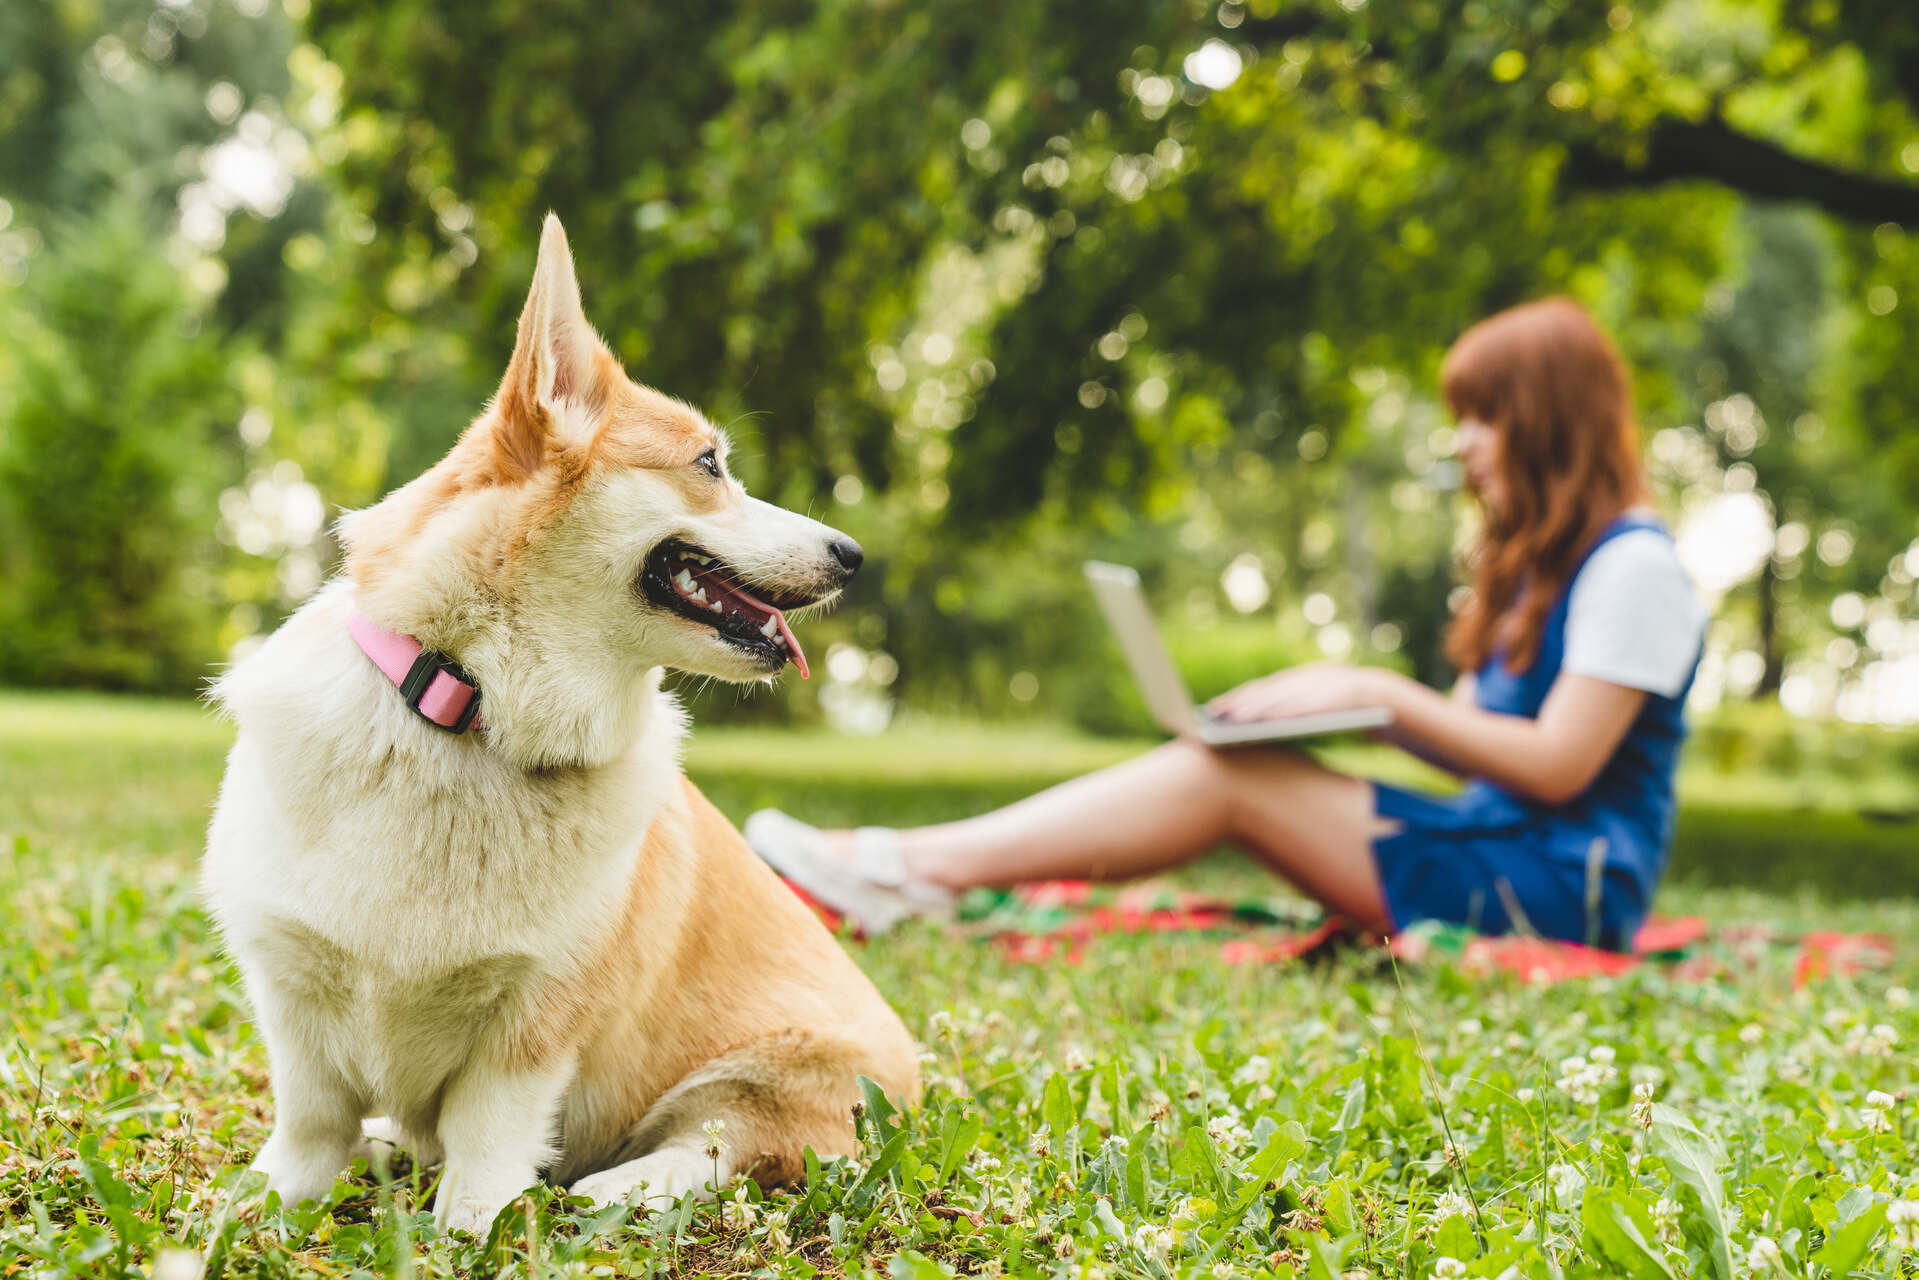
[203,215,916,1233]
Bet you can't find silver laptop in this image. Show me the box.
[1084,560,1393,746]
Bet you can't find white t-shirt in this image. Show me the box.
[1561,522,1709,699]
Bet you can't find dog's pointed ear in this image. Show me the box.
[492,214,606,480]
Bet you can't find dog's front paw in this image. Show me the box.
[572,1148,714,1210]
[435,1192,510,1237]
[433,1162,538,1237]
[250,1127,352,1209]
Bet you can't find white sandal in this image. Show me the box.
[743,810,953,935]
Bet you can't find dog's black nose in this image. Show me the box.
[828,536,864,574]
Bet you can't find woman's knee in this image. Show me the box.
[1150,737,1234,806]
[1213,747,1365,836]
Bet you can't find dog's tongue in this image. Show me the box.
[769,606,809,680]
[689,562,810,679]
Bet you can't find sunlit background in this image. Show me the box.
[3,0,1918,753]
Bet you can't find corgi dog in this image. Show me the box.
[203,215,918,1234]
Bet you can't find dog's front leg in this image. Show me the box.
[250,1039,363,1208]
[432,1056,575,1236]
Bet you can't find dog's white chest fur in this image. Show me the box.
[204,582,679,1116]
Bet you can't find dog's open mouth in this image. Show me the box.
[639,539,817,678]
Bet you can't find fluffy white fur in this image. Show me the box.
[202,215,915,1235]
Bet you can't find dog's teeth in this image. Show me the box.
[760,616,779,638]
[691,586,708,602]
[708,599,723,612]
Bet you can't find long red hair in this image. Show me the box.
[1441,298,1649,673]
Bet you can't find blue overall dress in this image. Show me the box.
[1369,513,1700,951]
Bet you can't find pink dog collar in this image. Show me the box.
[347,613,483,734]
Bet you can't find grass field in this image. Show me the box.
[3,689,1918,1278]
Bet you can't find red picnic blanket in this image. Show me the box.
[781,876,1894,988]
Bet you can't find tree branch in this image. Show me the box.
[1564,113,1919,227]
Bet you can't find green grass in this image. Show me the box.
[4,688,1919,1278]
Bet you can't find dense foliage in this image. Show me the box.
[0,207,240,689]
[0,1,1914,728]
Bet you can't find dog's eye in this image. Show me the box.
[694,449,721,479]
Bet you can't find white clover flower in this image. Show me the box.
[1515,1087,1536,1104]
[1232,1055,1272,1087]
[1206,1114,1249,1154]
[1547,1161,1585,1209]
[1652,1197,1681,1243]
[1132,1222,1172,1260]
[723,1188,758,1231]
[1433,1189,1474,1221]
[1430,1258,1468,1280]
[1029,1128,1050,1159]
[1557,1050,1614,1106]
[1745,1234,1784,1273]
[1631,1082,1656,1129]
[762,1207,792,1252]
[1887,1199,1919,1250]
[1063,1046,1091,1072]
[1777,1054,1809,1083]
[971,1150,1002,1174]
[1457,1018,1483,1038]
[1888,986,1911,1009]
[1847,1023,1900,1057]
[1101,1134,1128,1156]
[1054,1233,1077,1260]
[929,1009,955,1040]
[1738,1023,1765,1045]
[1629,1064,1666,1089]
[701,1117,729,1160]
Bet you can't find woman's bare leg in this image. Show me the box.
[849,739,1396,929]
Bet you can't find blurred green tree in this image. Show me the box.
[0,206,241,689]
[296,0,1919,722]
[1,0,1914,722]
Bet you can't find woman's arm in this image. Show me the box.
[1381,672,1479,774]
[1210,665,1645,806]
[1377,671,1644,804]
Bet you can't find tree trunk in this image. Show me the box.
[1756,556,1785,697]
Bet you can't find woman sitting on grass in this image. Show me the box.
[748,298,1709,951]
